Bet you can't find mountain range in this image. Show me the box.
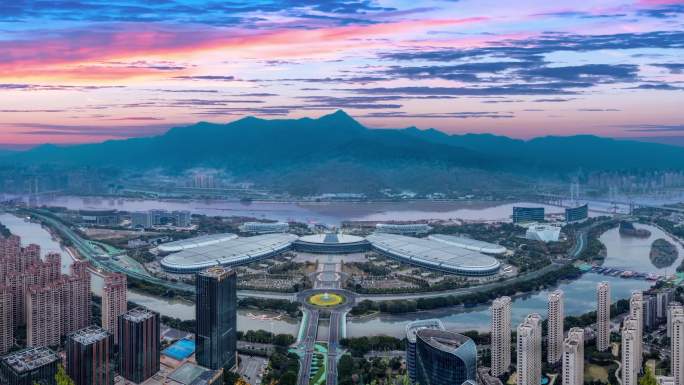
[7,110,684,193]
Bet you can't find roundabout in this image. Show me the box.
[307,292,346,308]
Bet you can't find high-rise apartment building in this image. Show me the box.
[118,307,160,383]
[669,303,684,338]
[62,261,92,335]
[671,309,684,385]
[491,296,512,377]
[66,326,114,385]
[547,290,564,364]
[629,291,644,371]
[0,286,13,355]
[102,273,127,343]
[596,281,611,351]
[622,317,640,385]
[26,282,62,348]
[195,267,237,370]
[562,328,584,385]
[517,313,542,385]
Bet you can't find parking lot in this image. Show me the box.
[238,355,268,384]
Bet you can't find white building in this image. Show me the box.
[596,282,611,352]
[517,313,542,385]
[375,223,431,236]
[671,308,684,385]
[562,328,584,385]
[548,290,565,364]
[525,224,561,242]
[239,221,289,234]
[630,291,644,371]
[491,296,512,377]
[668,302,683,338]
[622,317,640,385]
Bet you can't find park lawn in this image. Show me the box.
[585,364,609,382]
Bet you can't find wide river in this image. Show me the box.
[2,201,678,337]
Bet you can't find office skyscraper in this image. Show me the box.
[562,328,584,385]
[0,286,13,355]
[66,326,114,385]
[102,273,127,343]
[629,291,644,371]
[118,307,160,383]
[517,313,542,385]
[414,329,477,385]
[491,296,512,377]
[622,317,640,385]
[195,267,237,370]
[547,290,564,364]
[596,282,611,351]
[405,319,445,384]
[671,309,684,385]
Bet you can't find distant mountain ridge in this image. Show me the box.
[8,110,684,192]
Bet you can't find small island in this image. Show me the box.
[619,221,651,238]
[650,238,678,269]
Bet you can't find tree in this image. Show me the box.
[55,364,75,385]
[639,367,658,385]
[222,369,240,385]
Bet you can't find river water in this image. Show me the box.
[1,208,675,338]
[23,195,571,224]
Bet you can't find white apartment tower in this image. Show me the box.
[548,290,565,364]
[517,313,542,385]
[596,281,611,351]
[491,296,512,377]
[668,303,683,338]
[562,328,584,385]
[629,291,644,371]
[671,309,684,385]
[622,317,640,385]
[102,273,127,343]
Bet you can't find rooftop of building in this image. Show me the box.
[69,325,110,345]
[415,329,474,353]
[428,234,507,254]
[122,307,157,322]
[297,233,367,244]
[405,319,445,343]
[157,233,238,252]
[167,362,221,385]
[366,233,501,274]
[1,347,59,373]
[198,266,235,279]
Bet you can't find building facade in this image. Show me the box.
[102,273,127,344]
[622,317,640,385]
[490,296,511,377]
[562,328,584,385]
[414,329,477,385]
[671,309,684,385]
[0,347,59,385]
[547,290,564,364]
[669,303,684,338]
[66,326,114,385]
[517,314,542,385]
[629,291,644,372]
[195,267,237,370]
[26,283,62,348]
[405,319,445,384]
[118,307,160,383]
[512,207,545,223]
[564,204,588,223]
[0,286,13,355]
[596,282,611,351]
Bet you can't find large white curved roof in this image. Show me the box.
[366,233,500,274]
[428,234,507,254]
[297,233,366,244]
[160,233,298,272]
[158,233,238,253]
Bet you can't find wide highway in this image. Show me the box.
[298,308,320,385]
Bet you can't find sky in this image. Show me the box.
[0,0,683,148]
